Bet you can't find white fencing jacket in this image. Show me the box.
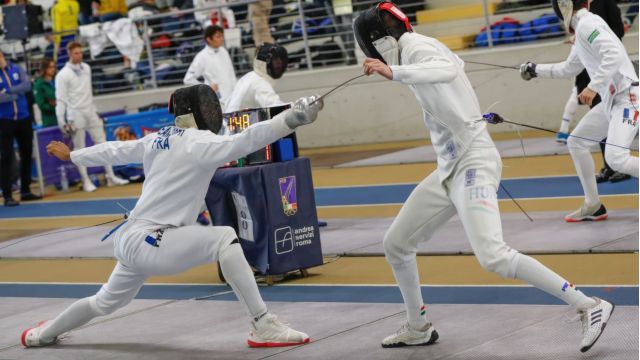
[389,32,487,182]
[536,9,638,106]
[183,46,237,111]
[70,112,293,227]
[225,61,284,112]
[55,62,97,127]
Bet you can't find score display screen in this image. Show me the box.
[223,108,272,165]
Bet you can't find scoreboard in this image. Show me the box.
[222,104,296,166]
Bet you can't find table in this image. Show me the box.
[205,157,323,278]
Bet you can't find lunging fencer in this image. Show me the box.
[354,1,614,352]
[23,85,323,349]
[520,0,638,222]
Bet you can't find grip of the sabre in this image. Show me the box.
[483,112,504,125]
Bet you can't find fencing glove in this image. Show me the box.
[284,95,323,130]
[520,62,537,81]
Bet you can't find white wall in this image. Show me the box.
[94,33,639,148]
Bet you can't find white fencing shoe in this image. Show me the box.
[21,321,56,348]
[564,203,608,222]
[578,297,615,353]
[248,313,310,347]
[82,180,97,192]
[106,175,129,187]
[381,322,439,348]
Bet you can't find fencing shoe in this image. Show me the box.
[381,322,439,348]
[609,171,631,183]
[595,167,614,183]
[82,180,97,192]
[578,297,614,352]
[106,175,129,187]
[564,203,607,222]
[556,132,569,144]
[21,321,56,347]
[248,313,310,347]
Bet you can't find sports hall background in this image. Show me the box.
[0,0,638,358]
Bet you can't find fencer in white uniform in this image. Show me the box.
[354,1,614,352]
[183,25,237,112]
[55,42,129,192]
[24,85,323,349]
[520,0,638,222]
[225,43,287,112]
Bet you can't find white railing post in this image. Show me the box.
[297,0,314,70]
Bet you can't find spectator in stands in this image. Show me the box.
[226,43,286,112]
[0,50,42,207]
[249,0,274,45]
[193,0,235,29]
[170,0,192,10]
[97,0,127,22]
[55,42,130,192]
[128,0,162,28]
[51,0,80,69]
[183,25,237,112]
[78,0,100,25]
[33,59,58,128]
[556,0,629,183]
[128,0,160,19]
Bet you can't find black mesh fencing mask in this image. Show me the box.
[168,85,222,133]
[353,1,412,64]
[256,43,288,79]
[552,0,587,33]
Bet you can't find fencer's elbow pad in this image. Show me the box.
[284,95,324,129]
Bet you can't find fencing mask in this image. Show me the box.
[168,84,223,133]
[255,43,288,80]
[552,0,588,33]
[353,1,412,65]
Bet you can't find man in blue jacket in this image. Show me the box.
[0,51,42,207]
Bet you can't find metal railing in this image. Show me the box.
[0,0,637,98]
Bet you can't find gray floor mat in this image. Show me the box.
[337,137,640,168]
[1,299,635,360]
[1,210,636,258]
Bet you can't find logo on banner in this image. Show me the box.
[622,108,638,126]
[274,226,294,254]
[279,176,298,216]
[274,225,315,255]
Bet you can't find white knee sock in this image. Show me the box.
[219,243,268,321]
[39,297,102,342]
[77,166,92,184]
[620,156,639,177]
[390,259,428,329]
[559,118,571,134]
[560,91,579,133]
[515,255,595,308]
[568,145,600,207]
[105,165,116,178]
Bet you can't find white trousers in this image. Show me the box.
[383,132,519,278]
[567,86,639,205]
[92,221,237,314]
[70,111,116,180]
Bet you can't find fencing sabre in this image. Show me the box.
[464,60,519,70]
[0,217,123,251]
[312,74,367,105]
[483,112,639,151]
